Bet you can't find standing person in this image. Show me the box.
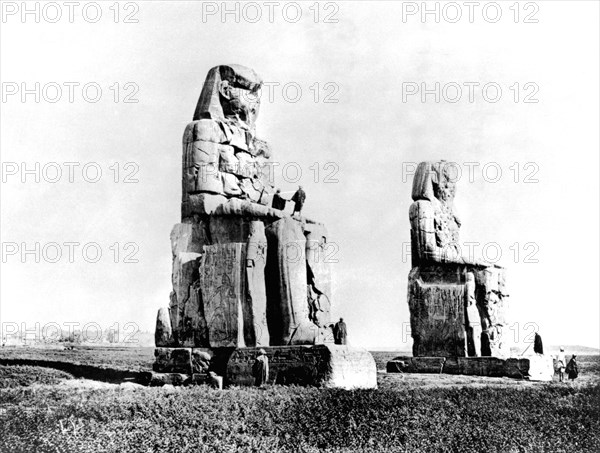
[271,189,288,211]
[556,346,566,382]
[333,318,347,345]
[533,332,544,354]
[566,355,579,381]
[291,186,306,217]
[252,349,269,387]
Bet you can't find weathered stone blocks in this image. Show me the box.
[168,252,201,339]
[153,347,213,374]
[386,355,554,380]
[226,345,377,389]
[408,266,467,357]
[155,308,174,347]
[199,243,246,347]
[386,357,446,374]
[305,222,332,328]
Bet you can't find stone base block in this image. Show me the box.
[443,357,507,377]
[226,345,377,389]
[521,354,555,381]
[386,355,554,381]
[142,372,192,386]
[386,357,445,373]
[153,348,211,374]
[154,345,377,388]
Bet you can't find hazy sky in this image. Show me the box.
[1,1,598,350]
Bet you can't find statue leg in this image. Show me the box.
[265,217,316,345]
[465,272,481,357]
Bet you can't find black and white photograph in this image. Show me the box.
[0,1,598,451]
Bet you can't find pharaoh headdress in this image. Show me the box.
[192,64,263,122]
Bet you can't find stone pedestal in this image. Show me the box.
[408,265,510,359]
[408,266,467,357]
[154,345,377,389]
[386,355,554,381]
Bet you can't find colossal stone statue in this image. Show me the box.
[151,65,377,389]
[408,161,510,358]
[156,64,332,351]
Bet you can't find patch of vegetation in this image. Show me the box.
[0,346,155,371]
[0,365,73,388]
[1,381,598,452]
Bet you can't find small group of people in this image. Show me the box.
[533,334,579,383]
[555,346,579,382]
[271,186,306,217]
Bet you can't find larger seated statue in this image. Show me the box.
[408,161,510,358]
[155,65,332,352]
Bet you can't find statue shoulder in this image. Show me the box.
[183,119,226,144]
[409,200,435,219]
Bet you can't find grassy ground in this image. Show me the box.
[0,365,73,389]
[1,377,598,452]
[0,347,598,452]
[0,345,155,371]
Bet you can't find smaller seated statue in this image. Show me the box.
[408,161,509,358]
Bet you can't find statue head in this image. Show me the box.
[193,64,263,129]
[411,161,457,204]
[433,166,456,203]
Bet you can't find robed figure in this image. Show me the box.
[272,189,287,211]
[252,349,269,386]
[566,356,579,380]
[291,186,306,216]
[533,332,544,354]
[333,318,347,345]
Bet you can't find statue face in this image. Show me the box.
[435,179,456,203]
[219,81,261,128]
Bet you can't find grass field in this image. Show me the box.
[0,347,598,452]
[0,345,156,371]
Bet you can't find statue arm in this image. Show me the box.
[410,201,499,268]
